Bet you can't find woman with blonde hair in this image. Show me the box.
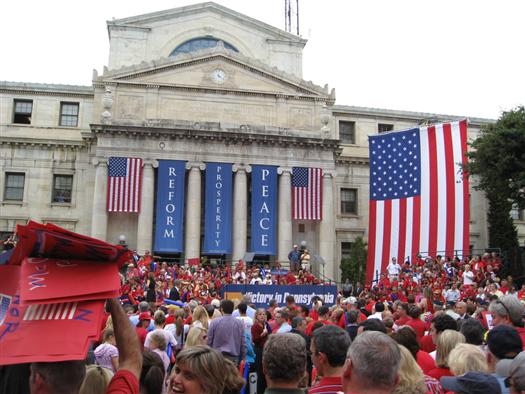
[191,305,209,330]
[79,365,114,394]
[184,326,208,348]
[448,343,488,376]
[392,345,427,394]
[169,345,245,394]
[428,329,466,380]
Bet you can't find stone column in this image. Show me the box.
[137,160,157,254]
[232,164,251,262]
[185,162,205,262]
[277,167,293,265]
[91,158,108,241]
[319,172,336,281]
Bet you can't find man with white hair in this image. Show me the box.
[507,352,525,394]
[342,331,400,394]
[489,295,525,348]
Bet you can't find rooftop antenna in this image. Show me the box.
[285,0,300,36]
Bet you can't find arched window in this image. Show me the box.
[170,37,238,57]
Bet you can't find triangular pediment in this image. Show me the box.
[107,2,306,46]
[97,47,331,99]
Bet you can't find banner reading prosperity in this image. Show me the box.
[154,160,186,253]
[203,163,233,254]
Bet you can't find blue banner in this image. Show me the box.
[221,284,338,308]
[154,160,186,253]
[251,165,278,255]
[203,162,232,254]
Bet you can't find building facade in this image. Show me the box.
[1,3,523,281]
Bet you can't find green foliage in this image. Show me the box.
[340,237,367,284]
[466,106,525,251]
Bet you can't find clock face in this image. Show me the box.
[211,69,227,84]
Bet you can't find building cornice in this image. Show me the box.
[332,105,494,128]
[0,81,93,98]
[107,2,306,45]
[0,137,87,150]
[89,123,340,150]
[98,49,329,98]
[336,156,370,166]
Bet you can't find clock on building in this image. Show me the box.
[211,68,227,84]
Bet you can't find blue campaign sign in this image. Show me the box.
[221,284,338,308]
[251,165,278,255]
[154,160,186,253]
[203,163,233,254]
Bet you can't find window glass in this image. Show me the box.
[339,121,356,144]
[60,102,79,127]
[13,99,33,124]
[170,37,238,56]
[4,173,25,200]
[341,188,358,215]
[52,175,73,203]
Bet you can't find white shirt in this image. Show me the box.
[236,316,254,337]
[387,262,401,276]
[367,312,383,320]
[463,270,475,286]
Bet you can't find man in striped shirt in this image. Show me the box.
[309,325,351,393]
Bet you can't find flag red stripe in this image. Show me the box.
[381,200,392,274]
[397,198,407,265]
[460,120,470,254]
[366,200,377,283]
[427,126,438,257]
[411,195,421,263]
[443,123,456,257]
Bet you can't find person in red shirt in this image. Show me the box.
[309,325,350,393]
[135,312,152,350]
[306,305,334,336]
[405,306,427,340]
[106,298,142,394]
[394,303,410,327]
[391,326,436,375]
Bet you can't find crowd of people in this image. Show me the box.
[120,248,327,306]
[3,249,525,394]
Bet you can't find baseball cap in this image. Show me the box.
[138,312,152,321]
[487,325,523,360]
[441,372,502,394]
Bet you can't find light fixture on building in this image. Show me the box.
[118,234,127,247]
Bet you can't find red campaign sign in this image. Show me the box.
[0,297,106,364]
[20,257,120,304]
[9,221,131,267]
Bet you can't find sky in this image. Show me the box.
[1,0,523,120]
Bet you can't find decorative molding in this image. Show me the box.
[232,164,252,173]
[0,137,87,150]
[89,123,340,151]
[277,167,293,175]
[98,49,328,97]
[185,161,206,171]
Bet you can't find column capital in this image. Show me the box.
[233,164,252,173]
[323,170,336,178]
[92,157,108,167]
[185,161,206,171]
[143,159,159,168]
[277,167,293,175]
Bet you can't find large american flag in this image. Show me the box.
[107,157,143,213]
[292,167,323,220]
[366,120,469,283]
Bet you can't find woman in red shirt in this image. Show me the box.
[427,329,465,380]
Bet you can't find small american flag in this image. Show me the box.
[0,294,11,324]
[107,157,143,213]
[366,120,469,283]
[23,302,78,321]
[292,167,323,220]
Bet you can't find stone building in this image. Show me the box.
[1,2,522,281]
